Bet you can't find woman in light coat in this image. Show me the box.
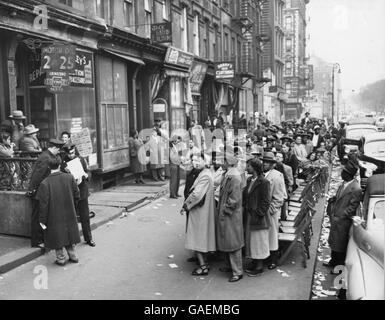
[128,129,147,184]
[180,154,215,276]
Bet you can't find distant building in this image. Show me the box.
[261,0,286,124]
[282,0,310,120]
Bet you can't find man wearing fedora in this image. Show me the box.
[27,138,65,247]
[262,151,287,270]
[217,146,244,282]
[325,160,362,270]
[0,110,26,151]
[19,124,42,153]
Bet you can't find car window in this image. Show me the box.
[373,200,385,224]
[364,141,385,158]
[346,128,378,139]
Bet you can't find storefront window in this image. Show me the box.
[170,78,185,131]
[98,55,130,170]
[56,88,97,153]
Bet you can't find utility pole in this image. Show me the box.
[331,63,341,125]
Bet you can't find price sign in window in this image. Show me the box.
[41,44,76,93]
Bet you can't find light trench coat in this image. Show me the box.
[184,168,216,253]
[265,169,287,251]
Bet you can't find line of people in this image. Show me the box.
[179,115,338,282]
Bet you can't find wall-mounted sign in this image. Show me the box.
[41,44,76,93]
[165,47,194,69]
[151,22,172,43]
[190,61,208,93]
[214,62,235,80]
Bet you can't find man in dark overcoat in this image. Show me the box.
[61,143,95,247]
[217,147,244,282]
[27,139,65,247]
[36,157,81,266]
[326,160,362,269]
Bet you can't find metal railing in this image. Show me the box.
[0,152,40,191]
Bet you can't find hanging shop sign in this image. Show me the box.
[189,61,208,93]
[41,43,76,93]
[69,50,94,87]
[214,62,235,80]
[165,47,194,69]
[151,22,172,43]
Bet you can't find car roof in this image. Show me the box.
[366,174,385,196]
[346,124,378,130]
[348,118,376,125]
[363,132,385,143]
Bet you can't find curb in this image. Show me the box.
[0,182,173,275]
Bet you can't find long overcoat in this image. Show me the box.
[36,172,81,250]
[183,168,216,253]
[265,169,286,251]
[129,137,147,173]
[148,134,167,169]
[216,167,244,252]
[28,150,58,193]
[328,179,362,252]
[243,176,271,231]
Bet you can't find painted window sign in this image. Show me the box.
[42,44,76,93]
[69,50,94,87]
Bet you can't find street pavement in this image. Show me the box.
[0,184,325,300]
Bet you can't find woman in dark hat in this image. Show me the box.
[243,158,271,276]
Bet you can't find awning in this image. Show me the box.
[103,49,145,66]
[164,68,190,78]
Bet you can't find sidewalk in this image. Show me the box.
[0,178,171,275]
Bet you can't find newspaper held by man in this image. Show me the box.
[66,157,88,185]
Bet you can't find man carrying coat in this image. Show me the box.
[262,151,287,269]
[325,160,362,270]
[217,146,244,282]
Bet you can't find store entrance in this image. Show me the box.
[15,40,56,148]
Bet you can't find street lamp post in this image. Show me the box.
[331,63,341,125]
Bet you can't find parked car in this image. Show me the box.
[358,132,385,189]
[338,124,378,164]
[375,116,385,131]
[345,174,385,300]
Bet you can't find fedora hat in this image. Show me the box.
[262,151,277,163]
[24,124,39,135]
[342,160,358,176]
[63,142,76,151]
[280,135,293,142]
[9,110,26,119]
[48,138,66,148]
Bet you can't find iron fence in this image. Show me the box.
[0,153,39,191]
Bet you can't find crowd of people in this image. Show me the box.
[176,112,352,282]
[1,108,358,277]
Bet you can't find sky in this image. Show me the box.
[307,0,385,98]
